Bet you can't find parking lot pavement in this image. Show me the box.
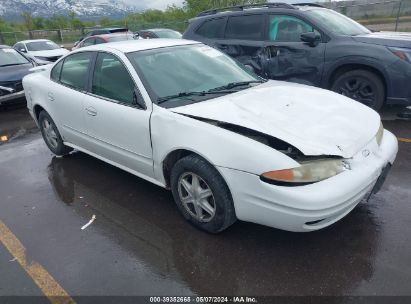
[0,105,410,299]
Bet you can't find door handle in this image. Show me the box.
[48,92,54,101]
[85,106,97,116]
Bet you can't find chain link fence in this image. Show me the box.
[0,21,187,48]
[323,0,411,32]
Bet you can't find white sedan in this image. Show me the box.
[23,39,398,233]
[14,39,69,65]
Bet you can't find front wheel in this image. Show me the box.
[331,69,385,111]
[39,111,73,156]
[170,155,236,233]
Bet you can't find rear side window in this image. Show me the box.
[60,52,93,90]
[82,38,96,47]
[225,15,265,40]
[95,38,105,44]
[51,60,63,82]
[196,18,226,39]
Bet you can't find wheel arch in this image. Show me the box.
[162,148,215,189]
[327,63,387,98]
[33,104,46,122]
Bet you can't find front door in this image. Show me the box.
[262,14,326,86]
[83,52,154,178]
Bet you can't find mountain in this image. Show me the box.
[0,0,144,21]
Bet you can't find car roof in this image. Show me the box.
[78,39,199,54]
[191,3,323,20]
[141,28,177,32]
[91,33,133,39]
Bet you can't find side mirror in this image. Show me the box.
[300,32,321,46]
[20,48,26,53]
[60,45,65,48]
[133,88,146,110]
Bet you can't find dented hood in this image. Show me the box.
[172,81,381,158]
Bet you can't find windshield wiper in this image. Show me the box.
[0,63,26,67]
[208,80,265,92]
[157,90,236,104]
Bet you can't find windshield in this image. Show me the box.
[108,35,135,42]
[154,30,182,39]
[0,48,30,67]
[307,8,370,36]
[127,44,260,107]
[26,41,60,51]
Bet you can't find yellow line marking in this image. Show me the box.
[0,220,75,304]
[398,137,411,143]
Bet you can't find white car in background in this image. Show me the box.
[13,39,69,65]
[23,40,398,233]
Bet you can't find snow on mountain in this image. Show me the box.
[0,0,144,21]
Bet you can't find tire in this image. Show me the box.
[331,69,385,111]
[38,111,73,156]
[170,154,236,233]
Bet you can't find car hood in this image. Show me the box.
[0,63,33,82]
[353,31,411,48]
[172,81,381,158]
[29,49,69,57]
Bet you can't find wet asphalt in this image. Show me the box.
[0,104,410,300]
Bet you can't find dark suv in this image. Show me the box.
[183,3,411,110]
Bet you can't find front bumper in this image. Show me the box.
[218,130,398,232]
[0,91,25,105]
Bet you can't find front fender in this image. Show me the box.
[150,105,299,184]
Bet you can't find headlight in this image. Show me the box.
[388,47,411,63]
[376,122,384,146]
[261,159,345,186]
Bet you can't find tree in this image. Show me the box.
[21,12,35,31]
[68,11,83,29]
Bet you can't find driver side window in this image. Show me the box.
[269,15,320,42]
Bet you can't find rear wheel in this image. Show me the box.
[170,154,236,233]
[331,69,385,111]
[39,111,72,156]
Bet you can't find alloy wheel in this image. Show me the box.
[177,172,216,222]
[337,77,376,107]
[42,118,59,149]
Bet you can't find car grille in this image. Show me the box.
[47,55,62,62]
[0,81,23,96]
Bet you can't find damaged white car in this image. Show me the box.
[23,40,398,233]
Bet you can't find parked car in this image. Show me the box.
[0,45,34,106]
[73,27,130,47]
[183,3,411,110]
[72,33,137,50]
[23,40,398,233]
[13,39,69,65]
[137,28,182,39]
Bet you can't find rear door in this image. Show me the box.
[262,14,326,86]
[47,52,94,147]
[214,14,267,75]
[82,51,154,178]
